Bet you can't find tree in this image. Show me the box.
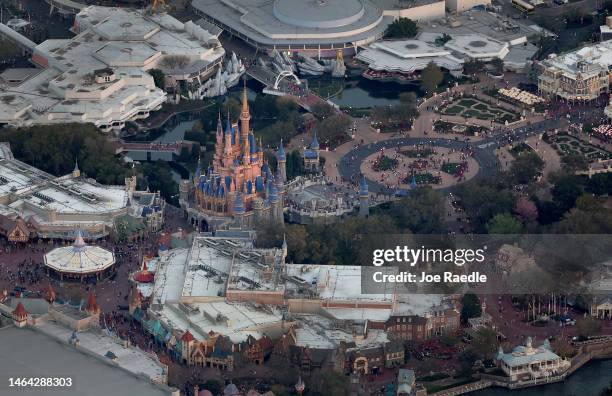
[490,58,504,74]
[456,182,516,232]
[420,62,444,96]
[552,339,575,359]
[310,102,334,120]
[148,68,165,89]
[316,113,351,146]
[514,196,538,223]
[463,59,485,76]
[471,327,498,360]
[221,97,241,121]
[0,123,128,185]
[562,153,589,171]
[286,150,305,180]
[385,17,418,38]
[510,152,544,185]
[461,293,482,323]
[390,187,444,233]
[585,173,612,195]
[202,379,222,395]
[551,174,584,214]
[576,317,602,338]
[139,161,179,205]
[486,213,522,234]
[457,349,478,378]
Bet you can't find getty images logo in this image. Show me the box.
[372,245,486,267]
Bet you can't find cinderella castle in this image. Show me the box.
[180,86,287,231]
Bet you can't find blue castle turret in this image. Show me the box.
[277,139,287,182]
[359,174,369,218]
[410,174,417,189]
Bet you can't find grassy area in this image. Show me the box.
[406,173,441,184]
[441,162,462,175]
[374,155,398,171]
[441,96,519,123]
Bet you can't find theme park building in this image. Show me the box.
[180,86,285,230]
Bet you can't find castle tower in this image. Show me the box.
[72,158,80,178]
[240,81,251,157]
[268,178,283,225]
[234,192,245,228]
[12,302,28,328]
[214,112,224,164]
[277,139,287,182]
[359,174,369,218]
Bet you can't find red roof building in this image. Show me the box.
[12,302,28,319]
[181,330,196,343]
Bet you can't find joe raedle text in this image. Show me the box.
[372,271,487,284]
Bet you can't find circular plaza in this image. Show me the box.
[340,137,499,194]
[361,144,479,190]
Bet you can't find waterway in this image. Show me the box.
[309,76,419,108]
[469,359,612,396]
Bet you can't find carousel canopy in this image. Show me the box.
[44,232,115,275]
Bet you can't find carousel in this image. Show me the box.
[44,231,116,282]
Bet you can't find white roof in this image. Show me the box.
[357,32,511,73]
[0,5,225,129]
[293,314,388,350]
[153,301,284,343]
[44,234,115,274]
[286,264,394,302]
[542,40,612,77]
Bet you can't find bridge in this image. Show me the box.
[0,23,37,55]
[44,0,85,16]
[113,140,184,162]
[246,65,340,113]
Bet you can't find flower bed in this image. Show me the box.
[373,155,398,171]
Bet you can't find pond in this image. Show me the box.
[309,76,421,108]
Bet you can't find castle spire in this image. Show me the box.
[73,157,80,178]
[241,78,249,117]
[240,79,251,142]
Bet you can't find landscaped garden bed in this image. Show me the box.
[544,133,611,161]
[399,148,435,158]
[373,155,399,171]
[439,95,519,123]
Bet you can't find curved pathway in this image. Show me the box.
[338,118,563,195]
[339,137,498,194]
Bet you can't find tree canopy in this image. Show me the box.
[420,62,444,96]
[385,17,419,38]
[0,123,128,185]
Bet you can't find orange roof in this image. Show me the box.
[12,302,28,318]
